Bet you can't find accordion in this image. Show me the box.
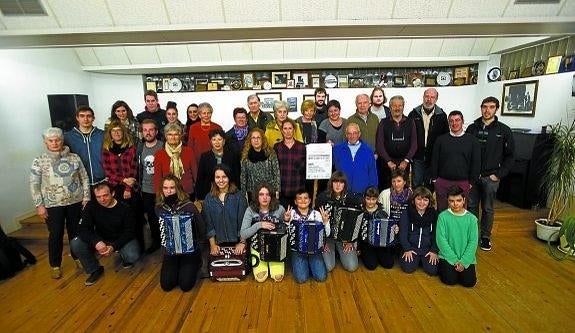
[257,224,288,262]
[365,218,396,247]
[159,213,196,255]
[209,246,248,282]
[294,221,325,255]
[332,206,363,242]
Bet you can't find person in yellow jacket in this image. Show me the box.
[265,100,303,147]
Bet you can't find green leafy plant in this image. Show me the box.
[542,118,575,225]
[547,214,575,260]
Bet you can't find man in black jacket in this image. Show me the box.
[408,88,449,189]
[71,182,140,286]
[466,97,515,251]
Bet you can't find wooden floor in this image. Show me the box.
[1,202,574,332]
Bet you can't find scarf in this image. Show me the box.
[164,194,178,207]
[247,147,267,162]
[234,125,248,141]
[165,142,184,179]
[109,142,127,155]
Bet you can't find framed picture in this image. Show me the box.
[271,71,290,88]
[287,79,295,89]
[508,70,519,80]
[303,94,329,103]
[311,75,321,88]
[501,80,538,117]
[293,72,309,88]
[242,73,254,89]
[256,92,282,112]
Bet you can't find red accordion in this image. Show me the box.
[208,246,248,282]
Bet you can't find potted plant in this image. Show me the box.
[534,118,575,241]
[547,214,575,260]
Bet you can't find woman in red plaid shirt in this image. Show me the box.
[102,120,144,249]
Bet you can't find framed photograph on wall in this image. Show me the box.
[271,71,290,88]
[293,72,309,88]
[501,80,538,117]
[257,92,282,112]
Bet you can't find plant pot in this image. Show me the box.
[557,235,575,256]
[535,218,561,242]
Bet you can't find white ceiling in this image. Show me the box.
[0,0,573,74]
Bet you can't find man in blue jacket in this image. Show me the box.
[64,106,105,186]
[333,122,378,193]
[466,96,514,251]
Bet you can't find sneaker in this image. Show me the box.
[85,266,104,286]
[74,259,83,270]
[51,267,62,279]
[480,238,492,251]
[121,261,133,269]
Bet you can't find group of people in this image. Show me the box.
[29,86,515,290]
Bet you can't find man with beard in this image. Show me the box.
[136,90,167,140]
[313,88,328,124]
[370,87,391,121]
[408,88,449,189]
[137,119,164,253]
[247,94,274,130]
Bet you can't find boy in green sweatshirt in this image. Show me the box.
[436,185,478,287]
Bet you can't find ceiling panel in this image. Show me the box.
[47,0,113,28]
[165,0,224,24]
[283,41,315,59]
[470,38,495,56]
[281,0,336,21]
[74,48,100,66]
[392,0,452,19]
[315,40,347,58]
[156,45,191,63]
[504,2,564,17]
[448,0,508,18]
[491,36,548,53]
[1,15,59,30]
[222,0,280,23]
[560,0,575,16]
[440,38,476,56]
[338,0,394,20]
[106,0,169,26]
[93,47,130,66]
[252,42,283,61]
[378,40,411,57]
[219,43,253,62]
[409,39,444,57]
[188,44,221,62]
[124,46,159,64]
[346,40,380,57]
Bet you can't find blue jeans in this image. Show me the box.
[70,238,140,274]
[322,238,358,272]
[468,176,500,239]
[291,251,327,283]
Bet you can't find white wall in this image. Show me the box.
[2,47,574,233]
[0,49,92,232]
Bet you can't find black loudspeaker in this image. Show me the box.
[47,94,89,132]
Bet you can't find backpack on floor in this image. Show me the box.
[0,227,36,280]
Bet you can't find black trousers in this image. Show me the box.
[160,251,201,292]
[141,192,161,247]
[45,202,82,267]
[438,259,477,287]
[359,242,395,270]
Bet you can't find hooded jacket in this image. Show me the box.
[64,127,105,185]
